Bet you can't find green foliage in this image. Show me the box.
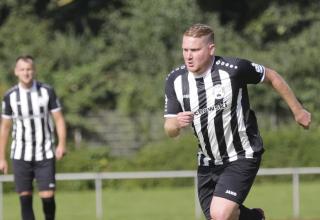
[110,132,198,172]
[0,13,50,85]
[0,0,318,129]
[0,0,319,177]
[56,147,111,173]
[45,125,319,190]
[98,0,203,115]
[261,125,320,168]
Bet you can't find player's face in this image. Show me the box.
[14,59,35,88]
[182,35,215,75]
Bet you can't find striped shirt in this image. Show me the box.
[164,56,265,166]
[1,81,62,161]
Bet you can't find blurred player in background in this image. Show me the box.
[164,23,311,220]
[0,55,67,220]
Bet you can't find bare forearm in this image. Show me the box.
[56,118,67,147]
[0,138,8,160]
[264,68,311,128]
[265,69,303,115]
[0,120,11,160]
[52,111,67,148]
[164,119,180,137]
[164,112,194,137]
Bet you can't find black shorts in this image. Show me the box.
[197,157,261,220]
[12,159,56,193]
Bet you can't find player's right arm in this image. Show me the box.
[0,118,12,174]
[164,112,194,138]
[164,70,194,138]
[263,68,311,129]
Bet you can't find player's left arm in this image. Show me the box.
[263,67,311,129]
[52,110,67,160]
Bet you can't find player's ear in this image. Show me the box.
[209,43,215,56]
[13,68,18,77]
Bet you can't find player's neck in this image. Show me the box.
[19,80,35,90]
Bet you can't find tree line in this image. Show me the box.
[0,0,318,145]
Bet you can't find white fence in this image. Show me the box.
[1,167,320,220]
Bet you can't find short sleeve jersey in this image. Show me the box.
[164,56,265,166]
[1,81,62,161]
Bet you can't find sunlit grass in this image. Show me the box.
[2,180,320,220]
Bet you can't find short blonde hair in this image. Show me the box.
[184,23,214,43]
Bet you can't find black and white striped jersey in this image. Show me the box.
[164,56,265,166]
[1,81,62,161]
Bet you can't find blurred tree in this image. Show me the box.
[0,0,318,151]
[95,0,204,144]
[242,2,320,123]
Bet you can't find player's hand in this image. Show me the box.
[55,145,67,160]
[177,111,194,128]
[294,109,311,129]
[0,159,8,174]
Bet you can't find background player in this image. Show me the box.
[0,55,67,220]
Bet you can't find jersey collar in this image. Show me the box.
[18,80,37,92]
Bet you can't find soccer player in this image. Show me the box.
[164,24,311,220]
[0,55,67,220]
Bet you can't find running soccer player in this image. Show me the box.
[164,23,311,220]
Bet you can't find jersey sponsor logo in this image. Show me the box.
[225,190,237,197]
[194,101,227,116]
[49,183,55,188]
[251,63,265,74]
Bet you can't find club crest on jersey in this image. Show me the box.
[214,85,224,100]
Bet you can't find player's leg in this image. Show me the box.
[19,192,35,220]
[212,157,264,220]
[197,165,216,220]
[210,196,240,220]
[35,159,56,220]
[197,163,240,220]
[39,190,56,220]
[12,159,35,220]
[239,205,265,220]
[210,198,265,220]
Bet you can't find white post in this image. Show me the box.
[0,182,3,220]
[95,177,103,219]
[194,176,202,220]
[292,172,300,219]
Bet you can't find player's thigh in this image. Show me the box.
[12,159,34,193]
[34,159,56,192]
[197,166,216,220]
[210,196,239,220]
[214,157,261,205]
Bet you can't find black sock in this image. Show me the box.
[239,205,264,220]
[42,196,56,220]
[19,195,35,220]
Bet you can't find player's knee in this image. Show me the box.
[39,190,54,198]
[19,191,32,196]
[210,207,240,220]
